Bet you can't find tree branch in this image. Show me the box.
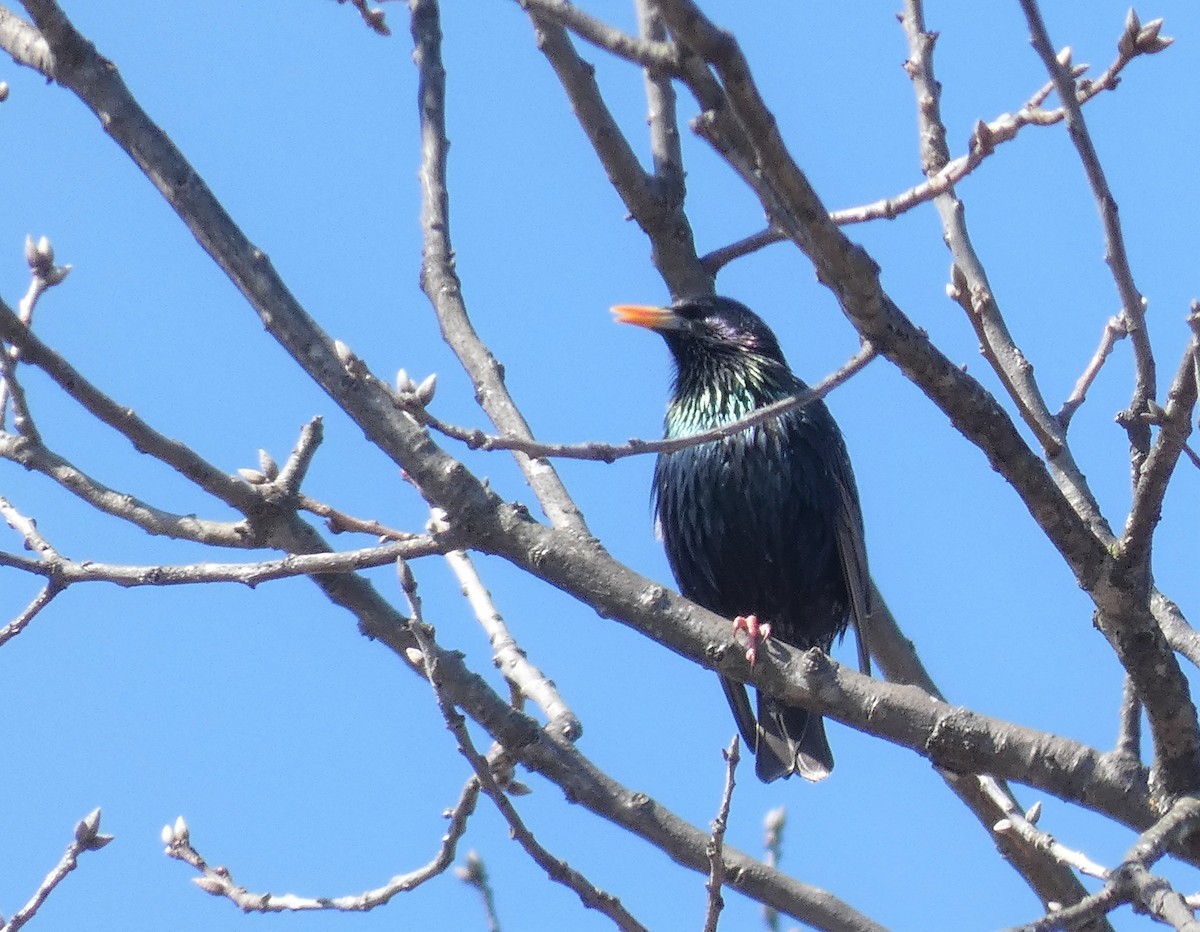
[401,561,650,932]
[162,781,482,912]
[3,809,113,932]
[412,0,588,535]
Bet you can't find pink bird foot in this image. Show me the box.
[733,614,772,667]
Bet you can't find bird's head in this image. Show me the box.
[612,295,792,395]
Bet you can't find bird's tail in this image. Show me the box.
[754,694,833,783]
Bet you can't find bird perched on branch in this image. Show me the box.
[614,295,870,782]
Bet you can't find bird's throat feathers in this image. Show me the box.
[666,351,795,437]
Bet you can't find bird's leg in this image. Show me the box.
[733,614,772,667]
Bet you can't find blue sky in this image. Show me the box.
[3,2,1200,930]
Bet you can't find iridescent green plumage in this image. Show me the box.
[618,295,870,782]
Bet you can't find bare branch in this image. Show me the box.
[456,850,502,932]
[519,0,678,74]
[335,0,390,36]
[2,535,445,588]
[0,298,262,517]
[702,736,739,932]
[761,806,785,932]
[412,0,588,535]
[408,340,877,462]
[1012,794,1200,931]
[0,430,254,547]
[1018,0,1160,479]
[0,493,57,561]
[432,509,581,741]
[1120,312,1200,572]
[636,0,686,206]
[702,38,1153,274]
[297,493,413,540]
[0,580,62,648]
[4,809,113,932]
[899,1,1108,542]
[162,781,482,912]
[525,6,711,296]
[1058,315,1128,427]
[0,5,52,75]
[1117,674,1144,763]
[401,562,650,932]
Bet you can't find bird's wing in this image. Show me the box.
[833,470,872,675]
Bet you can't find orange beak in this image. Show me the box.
[611,304,682,331]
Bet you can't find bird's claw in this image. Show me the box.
[733,614,772,667]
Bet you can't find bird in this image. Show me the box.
[613,295,870,782]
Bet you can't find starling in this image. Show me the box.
[614,295,870,782]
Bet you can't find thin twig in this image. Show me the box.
[161,780,482,912]
[0,535,446,588]
[296,493,412,540]
[1058,315,1128,427]
[761,806,785,932]
[0,494,58,561]
[1019,1,1163,482]
[0,581,63,648]
[400,559,650,932]
[698,21,1149,273]
[403,341,877,462]
[336,0,390,36]
[899,0,1108,541]
[702,735,739,932]
[0,235,69,430]
[520,0,678,74]
[1120,313,1200,573]
[1116,674,1143,763]
[4,809,113,932]
[525,4,711,297]
[456,850,502,932]
[432,509,581,741]
[0,338,40,443]
[985,789,1109,881]
[1011,795,1200,932]
[412,0,589,535]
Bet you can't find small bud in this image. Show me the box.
[404,647,425,666]
[161,823,175,845]
[396,368,416,392]
[45,264,71,286]
[75,808,102,845]
[0,82,9,102]
[1055,46,1072,69]
[86,833,115,851]
[763,805,786,834]
[257,449,279,480]
[506,780,533,796]
[174,815,189,843]
[457,850,486,884]
[1124,7,1142,38]
[1025,800,1042,824]
[23,234,37,267]
[1135,18,1172,54]
[1119,10,1140,57]
[396,559,416,594]
[968,119,994,155]
[333,339,354,366]
[415,372,437,406]
[993,818,1012,833]
[193,876,226,896]
[238,468,268,484]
